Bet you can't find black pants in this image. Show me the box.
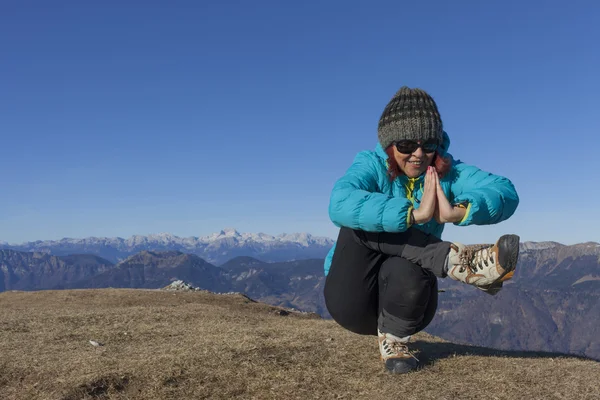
[324,227,451,338]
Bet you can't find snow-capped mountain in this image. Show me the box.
[0,229,336,265]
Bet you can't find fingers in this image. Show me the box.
[425,167,435,195]
[432,168,444,194]
[427,166,435,185]
[427,166,439,196]
[424,167,430,187]
[432,167,440,188]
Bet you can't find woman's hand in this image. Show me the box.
[434,170,466,223]
[412,166,437,224]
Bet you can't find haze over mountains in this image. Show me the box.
[0,229,335,265]
[0,230,598,361]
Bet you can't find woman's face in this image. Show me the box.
[392,140,436,178]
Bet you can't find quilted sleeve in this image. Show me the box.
[328,151,412,232]
[450,159,519,226]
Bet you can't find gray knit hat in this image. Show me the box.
[377,86,443,149]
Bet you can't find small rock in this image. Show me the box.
[325,338,334,342]
[162,280,200,292]
[275,310,289,316]
[89,340,103,347]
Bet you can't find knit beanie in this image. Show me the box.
[377,86,443,150]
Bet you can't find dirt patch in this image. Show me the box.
[61,374,132,400]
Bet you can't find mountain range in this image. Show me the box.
[0,229,335,265]
[0,232,598,361]
[0,249,329,316]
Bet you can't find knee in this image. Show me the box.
[383,283,432,314]
[380,258,436,308]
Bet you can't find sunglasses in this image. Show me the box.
[394,139,439,154]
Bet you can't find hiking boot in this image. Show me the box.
[446,234,520,295]
[378,329,419,373]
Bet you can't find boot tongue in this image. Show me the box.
[386,333,411,343]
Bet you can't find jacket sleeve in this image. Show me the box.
[449,159,519,226]
[328,151,412,232]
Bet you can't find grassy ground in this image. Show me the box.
[0,289,598,399]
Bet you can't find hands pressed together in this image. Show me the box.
[411,166,467,225]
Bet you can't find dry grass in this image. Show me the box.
[0,289,598,400]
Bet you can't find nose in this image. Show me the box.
[412,146,424,157]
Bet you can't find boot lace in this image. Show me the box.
[385,340,419,362]
[459,244,495,273]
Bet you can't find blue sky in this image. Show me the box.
[1,0,599,245]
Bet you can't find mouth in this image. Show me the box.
[407,160,424,167]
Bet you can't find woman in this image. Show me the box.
[323,86,520,374]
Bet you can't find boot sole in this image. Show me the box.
[385,358,419,374]
[497,234,520,280]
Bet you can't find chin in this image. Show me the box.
[405,171,422,178]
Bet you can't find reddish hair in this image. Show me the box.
[384,145,452,181]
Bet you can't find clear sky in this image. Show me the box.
[1,0,599,245]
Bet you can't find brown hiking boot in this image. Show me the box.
[447,234,520,295]
[378,329,419,373]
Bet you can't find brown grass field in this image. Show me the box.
[0,288,598,399]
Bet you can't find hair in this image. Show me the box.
[384,145,452,181]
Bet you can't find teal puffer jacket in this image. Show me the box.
[323,131,519,275]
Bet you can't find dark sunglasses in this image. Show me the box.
[394,139,439,154]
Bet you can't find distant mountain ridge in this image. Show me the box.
[0,228,336,265]
[59,250,231,293]
[3,229,598,267]
[0,249,328,316]
[0,249,114,291]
